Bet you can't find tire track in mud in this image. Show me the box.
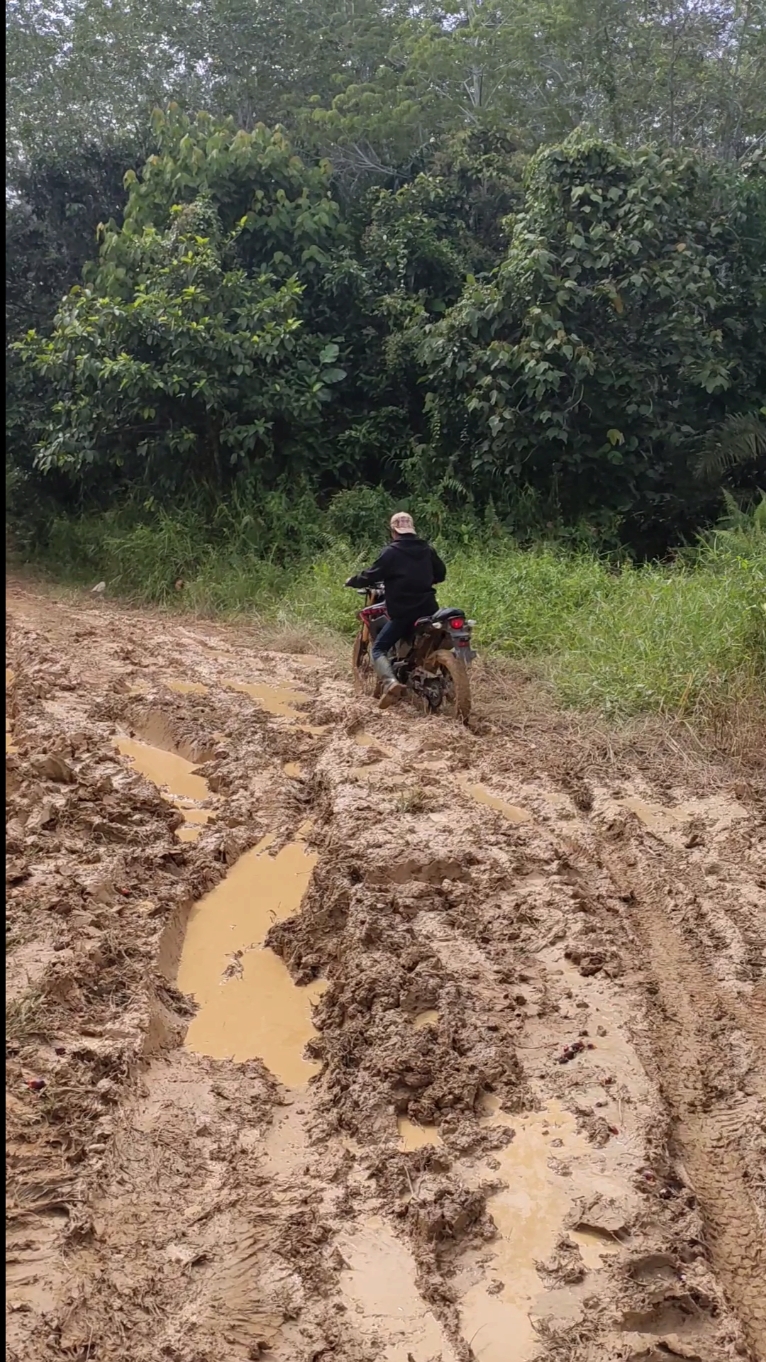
[5,584,765,1362]
[598,835,766,1358]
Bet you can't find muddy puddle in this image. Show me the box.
[353,730,396,758]
[165,679,208,696]
[397,1116,442,1150]
[464,781,532,824]
[338,1217,458,1362]
[176,837,324,1086]
[115,735,213,842]
[459,1100,622,1359]
[621,792,748,842]
[222,677,324,734]
[223,677,306,717]
[621,795,682,837]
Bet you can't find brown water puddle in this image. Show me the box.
[175,806,214,843]
[223,678,302,718]
[176,838,324,1087]
[354,731,380,750]
[397,1116,442,1151]
[115,736,213,842]
[223,678,305,717]
[166,679,208,696]
[353,731,399,762]
[459,1100,617,1359]
[621,793,748,842]
[338,1217,458,1361]
[222,678,325,735]
[621,796,681,836]
[464,781,532,824]
[283,761,303,779]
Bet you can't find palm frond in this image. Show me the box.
[696,413,766,481]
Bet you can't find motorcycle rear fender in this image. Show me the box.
[453,643,476,663]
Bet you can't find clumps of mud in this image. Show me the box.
[269,869,525,1137]
[5,636,281,1358]
[7,723,194,1223]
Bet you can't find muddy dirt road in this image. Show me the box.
[6,580,766,1362]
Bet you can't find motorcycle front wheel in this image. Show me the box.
[351,632,381,697]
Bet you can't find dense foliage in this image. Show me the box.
[419,142,766,549]
[6,0,766,558]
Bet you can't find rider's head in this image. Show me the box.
[390,512,416,540]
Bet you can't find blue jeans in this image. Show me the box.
[371,616,413,661]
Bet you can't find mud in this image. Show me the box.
[5,578,766,1362]
[177,837,325,1083]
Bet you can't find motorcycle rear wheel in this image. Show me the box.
[432,649,471,722]
[351,633,381,697]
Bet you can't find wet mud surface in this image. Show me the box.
[6,581,766,1362]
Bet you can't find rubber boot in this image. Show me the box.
[372,653,405,710]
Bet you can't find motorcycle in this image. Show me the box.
[349,584,476,721]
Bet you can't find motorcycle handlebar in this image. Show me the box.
[346,581,385,595]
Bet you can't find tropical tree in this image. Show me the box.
[418,137,766,548]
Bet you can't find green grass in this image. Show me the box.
[10,502,765,724]
[281,532,765,720]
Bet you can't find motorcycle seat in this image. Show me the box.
[415,607,465,627]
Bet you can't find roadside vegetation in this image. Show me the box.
[12,491,764,730]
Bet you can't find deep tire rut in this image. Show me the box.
[602,844,766,1355]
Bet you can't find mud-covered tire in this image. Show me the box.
[432,649,471,722]
[351,633,381,697]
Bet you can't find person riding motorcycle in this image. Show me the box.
[345,512,446,708]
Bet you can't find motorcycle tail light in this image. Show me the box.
[449,618,465,629]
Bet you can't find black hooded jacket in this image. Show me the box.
[347,535,446,620]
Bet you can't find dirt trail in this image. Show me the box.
[6,580,766,1362]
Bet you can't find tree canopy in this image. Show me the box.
[6,0,766,554]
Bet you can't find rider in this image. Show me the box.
[345,511,446,708]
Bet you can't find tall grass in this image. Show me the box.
[10,498,765,724]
